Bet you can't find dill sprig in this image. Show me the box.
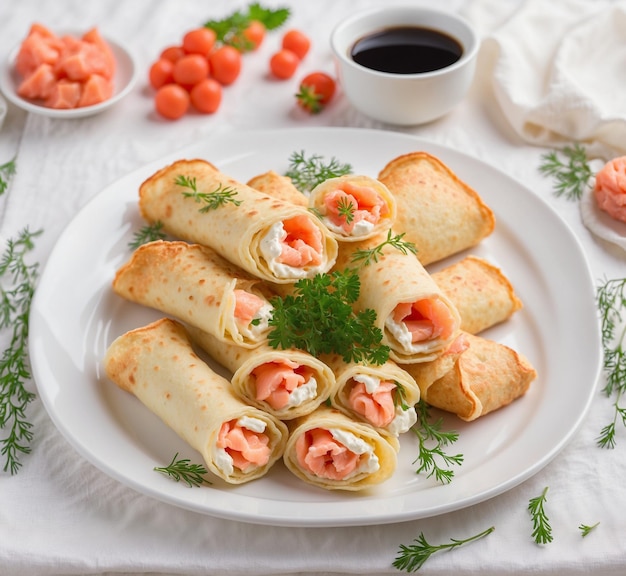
[128,221,166,250]
[285,150,353,193]
[336,196,355,225]
[351,230,417,267]
[0,157,17,196]
[409,401,463,484]
[267,269,390,365]
[0,227,42,474]
[154,452,212,487]
[175,175,242,212]
[528,486,553,544]
[204,3,290,52]
[538,144,593,200]
[579,522,600,537]
[595,277,626,449]
[393,526,495,572]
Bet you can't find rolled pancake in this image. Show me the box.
[247,170,308,207]
[103,318,288,484]
[433,255,523,335]
[186,324,337,420]
[334,234,461,364]
[283,406,398,491]
[139,159,338,284]
[324,354,420,437]
[113,240,275,348]
[378,152,495,265]
[401,332,536,421]
[308,175,396,242]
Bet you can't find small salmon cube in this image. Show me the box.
[78,74,113,107]
[45,79,81,109]
[17,63,57,99]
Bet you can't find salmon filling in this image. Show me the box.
[252,360,316,410]
[277,215,324,267]
[348,378,397,428]
[233,289,272,338]
[391,298,456,343]
[295,428,378,481]
[322,183,388,235]
[217,418,271,472]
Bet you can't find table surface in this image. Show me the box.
[1,1,625,575]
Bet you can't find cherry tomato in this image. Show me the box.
[149,58,174,90]
[172,54,209,87]
[296,72,336,113]
[281,29,311,60]
[154,84,190,119]
[209,45,242,85]
[182,28,216,57]
[190,78,222,113]
[243,20,266,50]
[160,45,185,63]
[269,49,299,79]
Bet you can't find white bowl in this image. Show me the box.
[0,32,137,119]
[331,7,479,125]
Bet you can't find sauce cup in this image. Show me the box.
[331,7,479,125]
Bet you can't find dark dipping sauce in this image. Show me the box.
[351,26,463,74]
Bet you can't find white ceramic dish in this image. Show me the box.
[0,31,137,119]
[29,127,602,527]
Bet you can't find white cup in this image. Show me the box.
[331,7,479,125]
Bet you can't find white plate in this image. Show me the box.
[0,30,137,119]
[29,127,602,527]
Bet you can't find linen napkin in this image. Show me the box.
[465,0,626,160]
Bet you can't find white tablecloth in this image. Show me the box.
[1,1,625,575]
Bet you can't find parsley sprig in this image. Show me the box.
[596,277,626,449]
[128,221,166,250]
[285,151,353,193]
[154,453,212,487]
[267,269,390,365]
[175,175,242,212]
[351,230,417,267]
[528,486,553,544]
[0,227,42,474]
[204,3,290,51]
[538,144,593,200]
[410,401,463,484]
[394,526,495,572]
[0,157,17,196]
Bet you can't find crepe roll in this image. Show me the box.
[378,152,495,265]
[247,170,308,207]
[113,240,275,348]
[139,159,338,284]
[187,324,337,420]
[308,175,396,242]
[433,255,523,335]
[324,354,420,437]
[402,332,536,421]
[335,235,461,364]
[103,318,288,484]
[283,406,398,491]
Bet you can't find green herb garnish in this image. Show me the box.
[154,452,212,487]
[336,196,356,225]
[596,277,626,449]
[128,221,166,250]
[351,230,417,267]
[267,269,390,365]
[175,175,242,212]
[528,486,553,544]
[409,401,462,484]
[538,144,593,200]
[0,227,42,474]
[204,3,290,51]
[579,522,600,538]
[0,157,17,196]
[285,150,353,193]
[393,526,495,572]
